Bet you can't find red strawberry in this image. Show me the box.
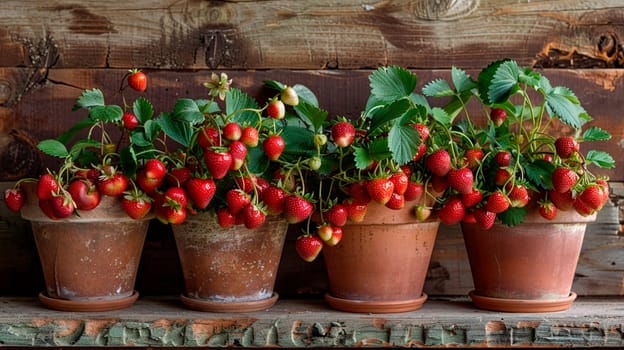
[347,182,371,203]
[204,149,233,179]
[241,203,266,229]
[217,207,236,228]
[539,200,557,220]
[462,211,477,224]
[50,193,75,219]
[198,126,221,148]
[160,206,187,224]
[122,112,139,130]
[473,208,496,229]
[555,136,579,159]
[344,199,368,222]
[121,192,152,219]
[549,189,574,211]
[137,170,163,195]
[295,235,323,262]
[144,159,166,180]
[508,184,530,208]
[495,151,511,167]
[326,226,343,247]
[464,148,484,169]
[413,143,427,161]
[389,172,409,195]
[430,175,449,194]
[366,177,394,205]
[331,121,356,148]
[438,196,466,225]
[283,194,314,224]
[325,203,348,227]
[39,199,58,219]
[485,191,510,214]
[552,167,578,194]
[461,188,483,208]
[267,99,286,119]
[67,179,101,210]
[37,173,59,200]
[226,189,251,214]
[490,108,506,127]
[573,197,595,217]
[98,172,128,197]
[222,122,242,141]
[596,179,610,204]
[166,167,191,187]
[577,185,605,211]
[4,187,25,213]
[261,185,287,215]
[413,123,430,141]
[447,167,474,194]
[404,180,425,202]
[127,69,147,92]
[186,177,216,209]
[494,168,512,187]
[263,134,285,161]
[240,126,259,147]
[426,149,452,177]
[164,187,188,209]
[385,192,405,209]
[228,141,248,171]
[234,174,256,193]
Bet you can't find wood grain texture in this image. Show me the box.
[0,1,623,70]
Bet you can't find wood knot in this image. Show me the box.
[596,32,620,63]
[0,128,43,180]
[411,0,479,20]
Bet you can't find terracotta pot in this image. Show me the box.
[461,208,596,312]
[21,192,149,312]
[172,213,288,312]
[322,202,439,313]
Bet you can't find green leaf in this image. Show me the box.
[422,79,454,97]
[89,105,123,122]
[369,66,417,101]
[74,88,105,110]
[280,125,317,158]
[293,84,319,107]
[586,150,615,169]
[119,146,138,177]
[497,206,527,227]
[431,107,452,126]
[37,139,69,158]
[353,146,374,170]
[545,90,586,129]
[197,99,221,114]
[69,139,101,157]
[226,88,259,125]
[477,59,519,105]
[143,119,161,142]
[388,121,421,165]
[130,131,152,147]
[451,66,475,93]
[368,99,410,132]
[173,98,204,124]
[524,159,555,189]
[583,127,611,141]
[294,100,328,132]
[263,80,286,92]
[156,112,194,147]
[57,118,97,144]
[133,97,154,123]
[409,93,431,114]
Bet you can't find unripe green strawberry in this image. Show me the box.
[281,86,299,106]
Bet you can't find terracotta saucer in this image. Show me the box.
[38,291,139,312]
[180,293,279,313]
[324,293,428,313]
[468,290,577,313]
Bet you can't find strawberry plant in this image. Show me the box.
[4,68,166,220]
[423,59,615,227]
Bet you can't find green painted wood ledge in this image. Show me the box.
[0,297,623,347]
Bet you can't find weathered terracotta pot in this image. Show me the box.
[322,202,439,313]
[461,208,596,312]
[172,213,288,312]
[21,192,149,312]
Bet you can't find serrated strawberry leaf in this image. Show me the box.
[156,112,193,147]
[388,121,421,165]
[369,66,417,102]
[226,88,259,125]
[120,146,138,177]
[69,139,101,157]
[524,159,555,189]
[582,127,611,141]
[294,100,328,132]
[196,99,221,114]
[423,79,454,97]
[57,118,97,144]
[263,79,286,92]
[281,125,317,158]
[431,107,452,126]
[143,119,161,142]
[73,88,105,110]
[451,66,475,93]
[478,59,519,105]
[293,83,319,107]
[586,150,615,169]
[498,206,527,227]
[37,139,69,158]
[545,90,587,129]
[368,99,410,132]
[89,105,123,122]
[133,97,154,123]
[353,146,374,170]
[173,98,204,124]
[130,131,152,147]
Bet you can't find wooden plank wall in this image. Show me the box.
[0,0,622,297]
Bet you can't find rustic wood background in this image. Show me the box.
[0,0,622,297]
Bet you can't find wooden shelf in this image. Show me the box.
[1,296,623,347]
